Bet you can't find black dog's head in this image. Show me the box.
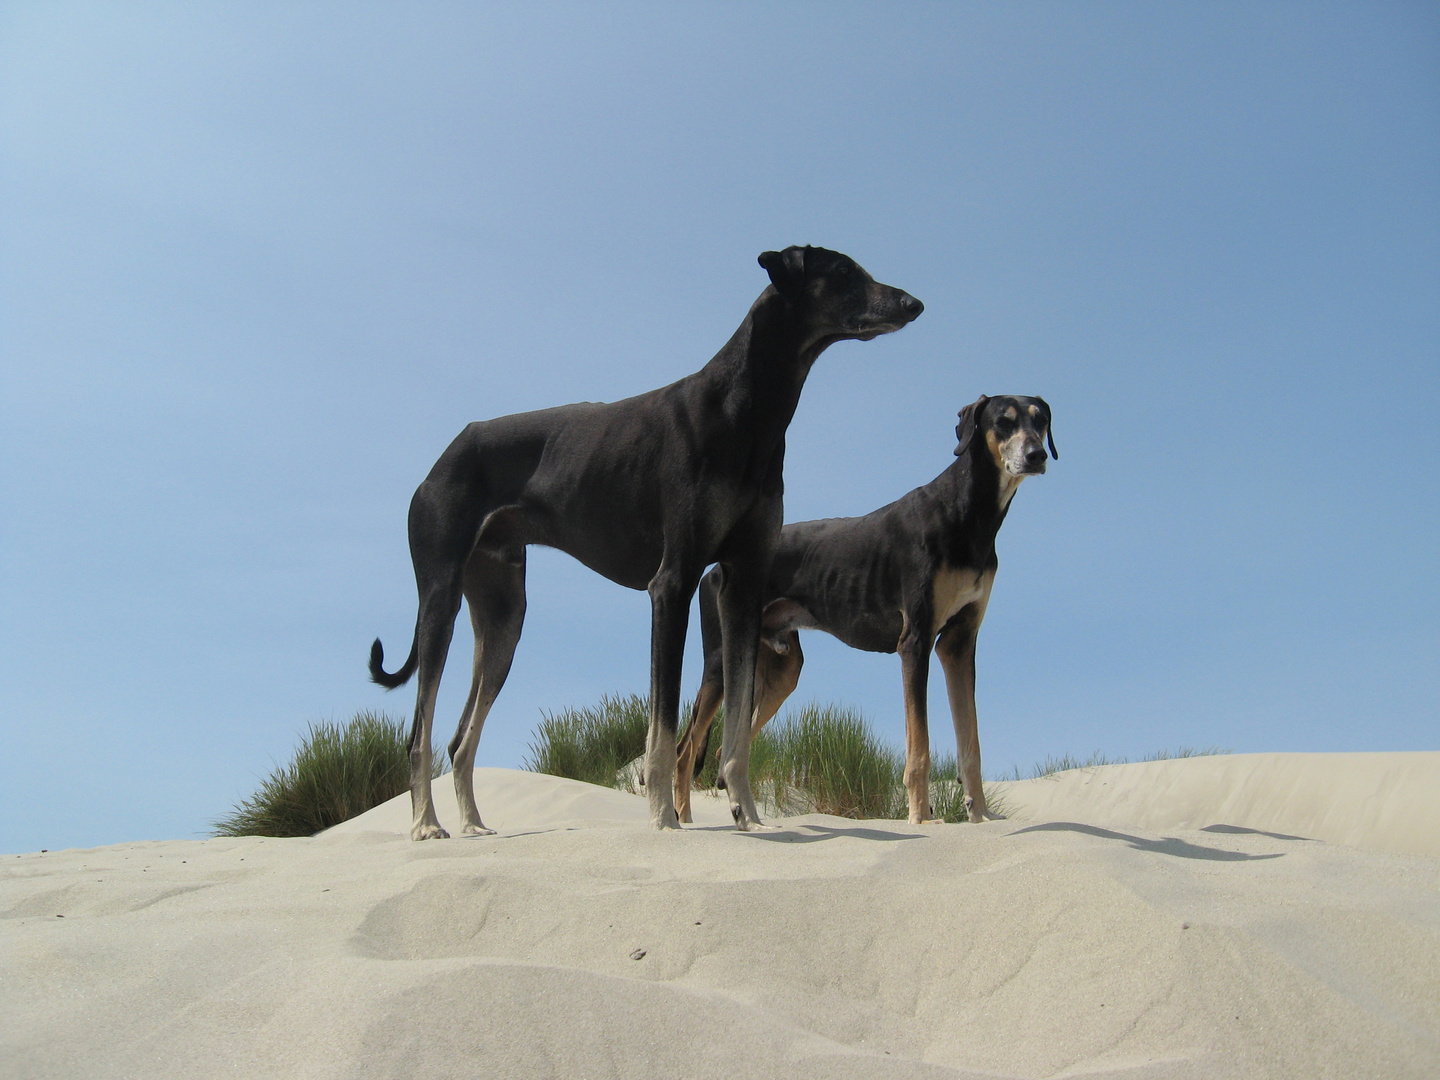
[758,246,922,350]
[955,394,1058,477]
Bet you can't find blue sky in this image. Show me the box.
[2,3,1436,854]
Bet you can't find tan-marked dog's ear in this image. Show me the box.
[758,247,808,302]
[954,394,989,456]
[1035,396,1058,459]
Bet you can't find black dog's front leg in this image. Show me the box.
[716,564,770,830]
[645,561,698,830]
[673,569,725,823]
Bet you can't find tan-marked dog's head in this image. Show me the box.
[954,394,1058,476]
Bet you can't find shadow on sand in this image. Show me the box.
[1010,821,1286,861]
[684,822,926,844]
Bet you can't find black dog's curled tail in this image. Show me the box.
[369,636,418,689]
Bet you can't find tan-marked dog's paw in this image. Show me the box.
[411,823,450,841]
[459,823,496,837]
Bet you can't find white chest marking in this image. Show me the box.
[998,472,1023,511]
[929,566,992,637]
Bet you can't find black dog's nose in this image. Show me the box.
[900,294,924,319]
[1025,446,1048,470]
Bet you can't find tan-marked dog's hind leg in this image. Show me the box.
[751,631,803,739]
[675,677,722,824]
[935,596,995,822]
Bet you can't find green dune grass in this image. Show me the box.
[213,711,441,837]
[521,693,651,790]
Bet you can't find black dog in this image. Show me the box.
[674,394,1055,825]
[370,247,922,838]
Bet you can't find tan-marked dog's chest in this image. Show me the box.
[928,564,993,637]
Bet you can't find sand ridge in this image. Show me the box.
[992,751,1440,857]
[3,757,1437,1078]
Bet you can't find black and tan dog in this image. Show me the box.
[369,247,922,839]
[675,394,1056,825]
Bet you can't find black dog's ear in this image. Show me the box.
[1035,396,1058,459]
[758,247,807,302]
[954,394,989,456]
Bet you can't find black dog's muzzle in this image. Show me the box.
[856,291,924,338]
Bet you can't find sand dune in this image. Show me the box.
[992,752,1440,857]
[3,755,1437,1078]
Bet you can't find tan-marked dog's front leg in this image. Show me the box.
[899,614,941,825]
[936,602,995,822]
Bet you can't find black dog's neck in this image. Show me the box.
[695,289,825,451]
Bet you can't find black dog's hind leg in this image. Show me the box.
[446,548,527,836]
[407,570,466,840]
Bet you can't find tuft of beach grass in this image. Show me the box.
[746,703,907,819]
[213,710,441,837]
[521,693,650,791]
